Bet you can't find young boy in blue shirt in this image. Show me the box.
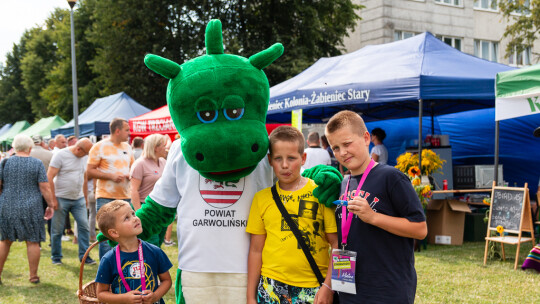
[325,111,427,304]
[246,126,338,304]
[95,200,172,304]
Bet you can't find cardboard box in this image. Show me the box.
[426,199,471,245]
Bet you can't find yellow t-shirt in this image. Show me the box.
[87,139,134,199]
[246,178,337,287]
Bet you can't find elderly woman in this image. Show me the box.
[0,134,54,284]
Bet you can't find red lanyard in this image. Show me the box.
[341,159,375,249]
[116,240,146,292]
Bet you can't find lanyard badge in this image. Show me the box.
[330,159,375,294]
[116,239,146,293]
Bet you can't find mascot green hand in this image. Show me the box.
[302,164,343,207]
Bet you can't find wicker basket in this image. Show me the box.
[78,240,105,304]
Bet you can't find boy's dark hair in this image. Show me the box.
[371,128,386,142]
[96,200,130,240]
[110,118,127,134]
[326,110,367,136]
[320,135,329,148]
[268,126,305,155]
[132,136,144,148]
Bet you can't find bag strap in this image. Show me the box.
[0,158,7,182]
[270,185,325,284]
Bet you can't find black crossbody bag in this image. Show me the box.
[270,184,343,304]
[270,185,325,284]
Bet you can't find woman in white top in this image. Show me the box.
[370,127,388,165]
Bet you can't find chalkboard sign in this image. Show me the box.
[488,187,525,232]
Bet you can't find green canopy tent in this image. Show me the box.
[16,115,67,144]
[0,120,30,150]
[494,64,540,183]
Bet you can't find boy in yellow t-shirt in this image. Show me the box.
[246,126,338,304]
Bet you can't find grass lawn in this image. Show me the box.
[1,229,538,303]
[0,229,178,304]
[415,241,539,303]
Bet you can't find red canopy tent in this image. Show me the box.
[129,105,178,141]
[129,105,289,141]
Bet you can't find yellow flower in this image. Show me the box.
[421,185,431,196]
[496,225,504,236]
[412,177,421,186]
[408,166,421,177]
[396,149,445,176]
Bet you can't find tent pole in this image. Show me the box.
[494,120,499,186]
[431,101,435,135]
[418,99,423,176]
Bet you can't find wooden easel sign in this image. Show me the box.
[483,182,535,269]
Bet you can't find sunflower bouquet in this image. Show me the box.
[395,149,446,176]
[395,149,446,208]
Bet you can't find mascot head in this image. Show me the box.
[145,20,283,181]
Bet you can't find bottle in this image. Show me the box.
[443,179,448,190]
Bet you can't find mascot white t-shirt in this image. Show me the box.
[149,140,274,273]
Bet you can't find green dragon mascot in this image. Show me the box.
[121,20,341,303]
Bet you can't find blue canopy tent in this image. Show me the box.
[365,108,540,195]
[267,32,513,124]
[52,92,151,137]
[266,32,514,170]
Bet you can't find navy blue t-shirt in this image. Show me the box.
[96,240,173,304]
[336,164,425,304]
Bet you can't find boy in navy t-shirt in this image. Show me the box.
[325,111,427,304]
[95,200,172,304]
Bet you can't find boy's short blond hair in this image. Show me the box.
[325,110,367,136]
[268,126,305,155]
[96,200,130,240]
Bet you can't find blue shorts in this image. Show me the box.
[257,275,319,304]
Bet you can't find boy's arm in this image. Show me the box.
[247,233,266,304]
[96,282,143,304]
[314,233,338,304]
[347,196,428,239]
[141,270,172,304]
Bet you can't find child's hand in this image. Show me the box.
[347,195,376,224]
[141,289,156,304]
[124,290,144,303]
[313,285,333,304]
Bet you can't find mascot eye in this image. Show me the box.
[223,108,244,120]
[197,110,218,123]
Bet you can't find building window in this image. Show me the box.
[513,0,531,14]
[394,30,418,41]
[474,40,498,62]
[473,0,498,11]
[434,0,462,6]
[509,47,531,66]
[436,35,462,51]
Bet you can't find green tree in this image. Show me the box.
[0,33,35,125]
[20,10,67,118]
[42,2,101,120]
[499,0,537,59]
[237,0,362,85]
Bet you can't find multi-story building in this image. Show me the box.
[343,0,536,66]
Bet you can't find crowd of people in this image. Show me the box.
[0,118,173,287]
[0,113,426,304]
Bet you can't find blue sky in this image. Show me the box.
[0,0,69,65]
